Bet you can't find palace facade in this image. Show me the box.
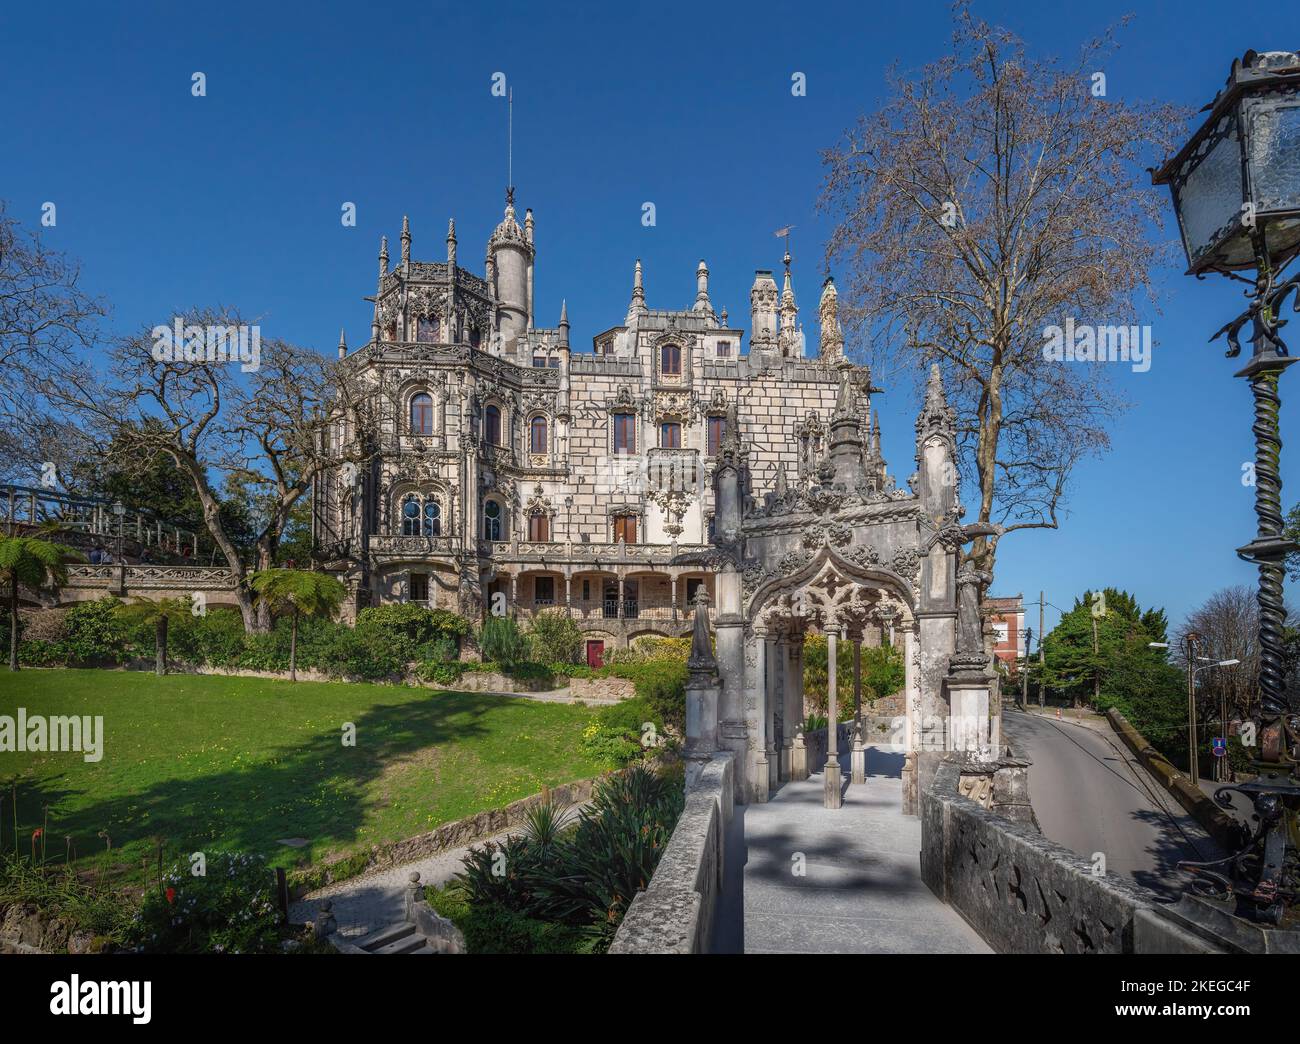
[313,193,895,660]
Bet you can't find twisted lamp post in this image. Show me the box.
[1153,48,1300,925]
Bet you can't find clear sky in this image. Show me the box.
[1,0,1296,634]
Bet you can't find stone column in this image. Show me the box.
[671,575,679,624]
[824,626,843,809]
[509,573,518,615]
[764,633,780,790]
[617,574,625,619]
[714,565,749,803]
[853,636,863,720]
[778,635,794,780]
[684,592,720,777]
[564,574,572,617]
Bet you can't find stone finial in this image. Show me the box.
[558,299,570,348]
[915,362,958,455]
[378,235,389,276]
[694,259,711,312]
[774,459,788,497]
[337,328,347,360]
[524,208,534,245]
[400,215,411,266]
[447,219,457,266]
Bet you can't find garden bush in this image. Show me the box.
[526,609,583,665]
[581,696,662,767]
[478,616,530,668]
[133,851,280,954]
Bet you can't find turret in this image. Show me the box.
[488,190,534,348]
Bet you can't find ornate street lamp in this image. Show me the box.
[1153,48,1300,928]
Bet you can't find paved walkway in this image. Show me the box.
[741,745,990,954]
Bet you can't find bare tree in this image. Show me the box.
[0,202,105,483]
[821,4,1186,577]
[1178,585,1260,723]
[43,309,371,631]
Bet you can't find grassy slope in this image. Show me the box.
[0,669,602,878]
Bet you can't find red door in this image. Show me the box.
[586,640,605,669]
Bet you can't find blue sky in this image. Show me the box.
[1,0,1296,633]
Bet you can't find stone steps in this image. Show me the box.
[352,921,438,955]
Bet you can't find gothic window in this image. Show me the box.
[613,412,636,454]
[384,321,397,342]
[528,512,549,542]
[485,404,502,446]
[613,515,637,544]
[401,495,421,536]
[547,357,559,368]
[532,356,546,368]
[707,415,726,456]
[410,392,434,436]
[423,500,441,537]
[661,343,681,375]
[416,316,439,343]
[659,421,681,449]
[530,416,548,455]
[483,499,503,541]
[469,325,482,348]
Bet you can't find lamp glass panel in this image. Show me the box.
[1248,101,1300,212]
[1180,116,1245,264]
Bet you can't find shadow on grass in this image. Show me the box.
[2,690,529,879]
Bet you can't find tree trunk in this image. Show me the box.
[289,609,298,682]
[7,575,18,672]
[156,614,168,676]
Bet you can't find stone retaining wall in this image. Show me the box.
[1105,708,1248,852]
[608,752,734,953]
[567,676,637,701]
[288,775,604,896]
[920,753,1165,953]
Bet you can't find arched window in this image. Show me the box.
[401,495,421,536]
[423,500,441,537]
[483,499,503,540]
[485,404,502,446]
[661,343,682,375]
[529,512,549,542]
[410,392,434,436]
[530,415,548,454]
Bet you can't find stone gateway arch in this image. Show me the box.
[681,362,999,808]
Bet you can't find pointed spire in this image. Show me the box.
[337,327,347,359]
[694,259,711,313]
[524,208,534,245]
[630,258,646,315]
[872,413,881,456]
[378,235,389,276]
[558,299,570,348]
[400,216,411,266]
[916,362,958,451]
[446,219,457,267]
[774,459,788,497]
[819,275,844,362]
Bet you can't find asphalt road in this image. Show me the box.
[1001,708,1221,900]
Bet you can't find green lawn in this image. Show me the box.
[0,669,604,880]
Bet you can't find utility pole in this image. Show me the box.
[1038,590,1046,708]
[1091,613,1100,709]
[1020,625,1031,708]
[1188,637,1199,784]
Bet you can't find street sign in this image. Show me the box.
[1211,736,1227,758]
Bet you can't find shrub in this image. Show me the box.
[356,603,468,663]
[133,851,280,954]
[427,885,594,954]
[478,616,530,668]
[417,660,464,686]
[581,696,662,768]
[526,609,583,665]
[61,598,125,665]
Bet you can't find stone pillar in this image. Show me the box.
[714,565,749,804]
[684,592,720,773]
[850,719,866,785]
[509,573,518,615]
[564,574,572,617]
[617,575,625,619]
[671,575,679,624]
[778,635,795,780]
[824,627,843,809]
[792,728,808,781]
[853,636,863,720]
[764,634,780,791]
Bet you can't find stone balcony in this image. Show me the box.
[478,540,711,567]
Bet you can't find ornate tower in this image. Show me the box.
[488,190,534,351]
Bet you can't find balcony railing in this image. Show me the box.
[645,447,701,493]
[479,540,712,564]
[370,534,455,556]
[531,597,714,623]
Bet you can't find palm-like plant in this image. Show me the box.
[0,534,82,672]
[247,568,346,681]
[115,596,193,676]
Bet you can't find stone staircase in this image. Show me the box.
[351,921,441,955]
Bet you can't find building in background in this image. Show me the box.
[985,593,1025,673]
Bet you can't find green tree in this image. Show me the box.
[248,568,346,681]
[115,596,193,676]
[479,615,530,669]
[1041,588,1183,754]
[526,609,583,665]
[0,533,81,671]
